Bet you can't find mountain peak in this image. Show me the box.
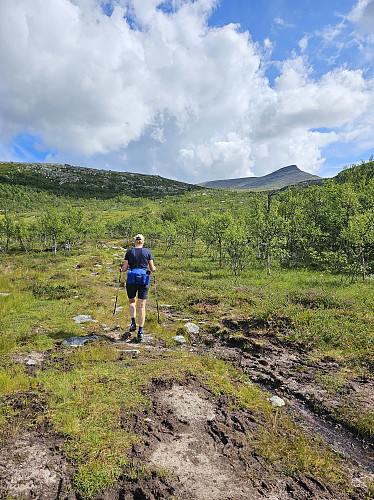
[277,164,300,172]
[199,165,321,191]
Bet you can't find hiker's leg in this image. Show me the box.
[129,297,136,320]
[138,299,146,327]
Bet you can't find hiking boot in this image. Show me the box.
[137,332,144,342]
[129,323,137,332]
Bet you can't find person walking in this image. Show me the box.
[120,234,156,341]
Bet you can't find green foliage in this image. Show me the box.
[29,282,75,300]
[0,366,35,396]
[1,158,374,497]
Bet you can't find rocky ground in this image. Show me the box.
[0,314,373,499]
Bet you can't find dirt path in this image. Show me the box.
[120,376,373,499]
[1,314,374,499]
[147,384,258,499]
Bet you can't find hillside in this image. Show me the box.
[0,162,201,199]
[199,164,323,191]
[335,158,374,185]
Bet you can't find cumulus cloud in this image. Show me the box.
[0,0,373,182]
[348,0,374,33]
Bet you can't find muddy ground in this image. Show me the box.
[1,317,373,499]
[212,318,374,468]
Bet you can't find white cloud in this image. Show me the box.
[348,0,374,33]
[298,36,308,53]
[273,17,294,29]
[0,0,373,183]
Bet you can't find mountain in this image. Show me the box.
[0,162,201,199]
[198,165,323,191]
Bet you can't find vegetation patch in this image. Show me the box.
[28,282,76,300]
[253,413,349,487]
[290,289,355,310]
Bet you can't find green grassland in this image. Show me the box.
[0,240,373,497]
[0,159,374,497]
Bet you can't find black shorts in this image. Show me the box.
[126,283,149,300]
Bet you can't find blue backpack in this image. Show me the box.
[127,268,150,286]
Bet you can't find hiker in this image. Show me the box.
[120,234,156,341]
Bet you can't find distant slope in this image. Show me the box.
[198,165,322,191]
[334,159,374,185]
[0,162,201,199]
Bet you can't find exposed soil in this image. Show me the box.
[121,379,373,500]
[0,391,76,499]
[1,316,374,499]
[210,319,374,459]
[0,432,75,500]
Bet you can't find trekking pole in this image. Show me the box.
[153,273,160,324]
[113,269,122,315]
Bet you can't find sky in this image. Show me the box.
[0,0,374,183]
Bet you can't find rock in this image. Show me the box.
[268,395,285,408]
[160,304,173,308]
[73,315,98,323]
[173,335,187,344]
[138,335,154,344]
[184,322,199,334]
[99,323,107,327]
[26,359,38,366]
[62,336,100,347]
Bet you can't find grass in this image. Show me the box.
[0,241,373,497]
[35,349,268,496]
[0,366,35,397]
[253,411,349,487]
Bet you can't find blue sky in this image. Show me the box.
[0,0,373,182]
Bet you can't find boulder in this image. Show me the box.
[268,395,285,408]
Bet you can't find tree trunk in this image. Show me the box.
[362,252,366,282]
[266,246,271,276]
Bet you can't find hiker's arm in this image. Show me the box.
[149,259,156,272]
[121,260,129,272]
